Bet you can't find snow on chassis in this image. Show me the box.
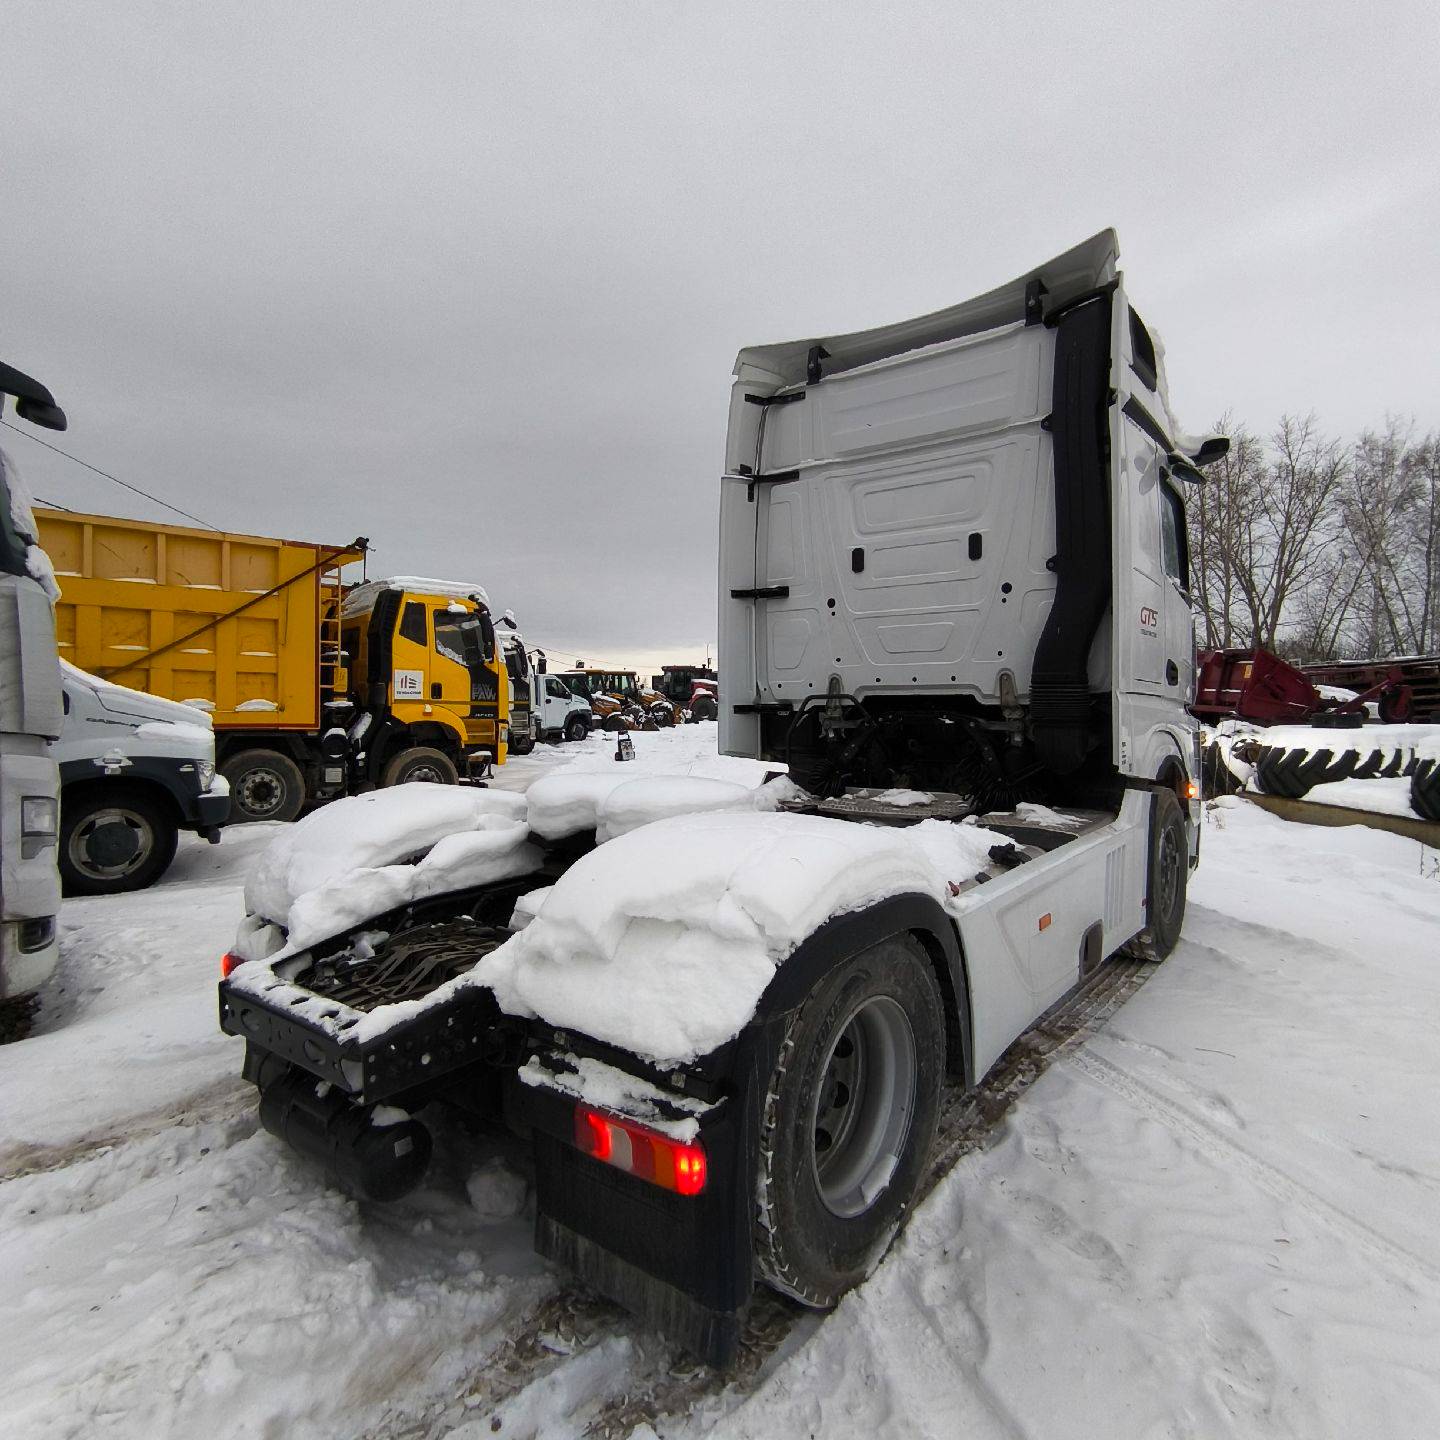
[219,231,1223,1365]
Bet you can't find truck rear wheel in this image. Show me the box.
[1124,788,1188,962]
[382,746,459,786]
[223,750,307,823]
[59,785,179,896]
[754,935,944,1307]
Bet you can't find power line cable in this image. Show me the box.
[0,418,220,531]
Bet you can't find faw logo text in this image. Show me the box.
[1138,606,1158,632]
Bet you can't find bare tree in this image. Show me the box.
[1190,416,1264,648]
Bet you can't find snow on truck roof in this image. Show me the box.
[341,575,492,617]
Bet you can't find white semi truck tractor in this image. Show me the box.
[218,231,1226,1362]
[0,361,67,1041]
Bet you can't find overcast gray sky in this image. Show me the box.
[5,1,1438,675]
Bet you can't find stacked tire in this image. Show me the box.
[1252,744,1358,799]
[1414,752,1440,822]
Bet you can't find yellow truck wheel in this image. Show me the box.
[382,747,459,787]
[222,750,307,824]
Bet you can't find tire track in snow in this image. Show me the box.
[1067,1048,1440,1290]
[0,1076,254,1183]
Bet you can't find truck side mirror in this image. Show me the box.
[15,397,67,431]
[479,610,496,660]
[1193,436,1229,467]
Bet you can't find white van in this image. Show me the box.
[55,664,230,895]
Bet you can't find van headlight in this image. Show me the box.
[21,795,59,838]
[197,760,216,791]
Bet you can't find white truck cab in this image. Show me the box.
[530,664,593,743]
[0,363,67,1037]
[55,663,230,895]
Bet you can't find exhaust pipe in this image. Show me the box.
[258,1068,432,1202]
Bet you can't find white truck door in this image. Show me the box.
[1158,478,1197,703]
[1110,293,1183,774]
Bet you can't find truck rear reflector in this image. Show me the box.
[220,952,243,978]
[573,1104,707,1196]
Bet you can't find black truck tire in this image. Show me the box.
[563,714,589,743]
[754,935,944,1308]
[690,695,718,722]
[0,994,39,1045]
[223,749,307,823]
[1124,788,1188,962]
[509,728,536,756]
[59,785,179,896]
[1413,756,1440,822]
[382,746,459,787]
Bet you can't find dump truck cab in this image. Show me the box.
[340,577,508,786]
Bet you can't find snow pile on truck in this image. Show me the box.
[228,752,1014,1066]
[238,785,535,959]
[486,808,1010,1065]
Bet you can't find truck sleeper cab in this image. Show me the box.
[219,231,1224,1365]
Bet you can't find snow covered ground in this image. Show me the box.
[3,727,1439,1439]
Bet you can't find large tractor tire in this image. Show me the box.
[690,694,718,723]
[754,935,944,1307]
[1124,788,1188,962]
[58,784,179,896]
[1413,756,1440,822]
[381,747,459,786]
[1252,744,1357,799]
[223,749,307,824]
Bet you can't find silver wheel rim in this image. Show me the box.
[235,766,289,818]
[1157,822,1182,922]
[68,807,154,881]
[400,762,448,784]
[809,995,917,1219]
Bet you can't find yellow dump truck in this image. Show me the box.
[35,509,509,821]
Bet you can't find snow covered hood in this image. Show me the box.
[62,659,215,730]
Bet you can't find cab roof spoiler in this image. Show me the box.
[733,229,1120,390]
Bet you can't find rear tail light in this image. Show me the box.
[573,1104,707,1196]
[220,951,244,978]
